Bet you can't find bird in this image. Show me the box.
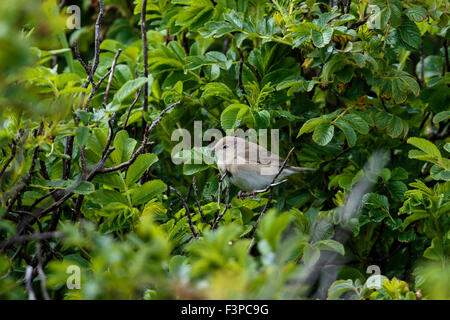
[211,136,314,192]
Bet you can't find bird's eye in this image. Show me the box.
[223,145,228,150]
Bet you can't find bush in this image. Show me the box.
[0,0,448,300]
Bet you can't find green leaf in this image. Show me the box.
[387,115,404,138]
[201,82,236,100]
[315,239,345,256]
[126,154,159,187]
[433,111,450,124]
[313,122,334,146]
[402,212,429,230]
[327,280,358,300]
[220,104,251,130]
[407,137,441,158]
[311,29,324,48]
[113,77,148,103]
[297,118,327,137]
[334,119,357,147]
[343,113,369,134]
[398,17,421,49]
[405,7,427,22]
[72,181,95,195]
[131,180,167,206]
[111,130,137,165]
[75,126,89,147]
[302,243,320,267]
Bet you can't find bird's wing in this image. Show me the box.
[241,139,283,165]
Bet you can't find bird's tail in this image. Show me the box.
[285,165,315,173]
[280,165,315,178]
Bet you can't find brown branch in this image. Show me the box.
[169,186,198,237]
[72,41,94,86]
[103,49,123,106]
[62,136,74,180]
[192,177,212,226]
[91,0,105,80]
[0,232,64,249]
[35,243,50,300]
[211,181,230,230]
[123,87,142,129]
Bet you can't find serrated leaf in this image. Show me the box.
[297,118,327,137]
[313,122,334,146]
[220,104,251,130]
[334,119,357,146]
[398,17,421,49]
[343,113,369,134]
[387,115,404,138]
[407,137,441,158]
[433,111,450,124]
[315,239,345,256]
[311,29,324,47]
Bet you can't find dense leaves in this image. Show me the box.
[0,0,449,300]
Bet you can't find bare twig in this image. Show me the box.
[62,136,74,180]
[211,181,231,230]
[72,41,94,86]
[248,189,273,252]
[0,232,64,249]
[241,147,295,197]
[217,172,227,206]
[123,88,142,129]
[103,49,123,106]
[36,243,50,300]
[91,0,105,80]
[169,186,198,238]
[192,177,212,226]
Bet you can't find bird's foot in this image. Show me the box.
[237,190,246,199]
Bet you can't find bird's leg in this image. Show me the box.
[237,190,246,199]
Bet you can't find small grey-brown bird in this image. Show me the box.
[212,136,314,192]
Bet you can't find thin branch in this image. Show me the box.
[248,189,273,252]
[0,232,64,249]
[123,88,142,129]
[62,136,74,180]
[192,177,212,226]
[103,49,123,106]
[211,181,230,230]
[169,186,198,237]
[36,243,50,300]
[91,0,105,80]
[216,172,227,206]
[72,41,94,86]
[241,147,295,197]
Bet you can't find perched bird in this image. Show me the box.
[211,136,314,192]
